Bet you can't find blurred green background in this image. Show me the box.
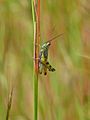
[0,0,90,120]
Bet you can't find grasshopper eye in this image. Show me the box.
[47,42,51,46]
[49,43,51,46]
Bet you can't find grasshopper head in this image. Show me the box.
[41,42,51,49]
[47,42,51,46]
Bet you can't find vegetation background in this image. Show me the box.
[0,0,90,120]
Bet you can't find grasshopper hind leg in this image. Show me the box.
[49,66,55,72]
[46,61,55,72]
[51,68,55,72]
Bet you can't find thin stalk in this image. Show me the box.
[31,0,40,120]
[6,88,13,120]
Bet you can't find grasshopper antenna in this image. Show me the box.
[46,33,64,43]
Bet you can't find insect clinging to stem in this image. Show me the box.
[39,33,64,75]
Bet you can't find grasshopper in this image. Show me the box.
[39,33,63,75]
